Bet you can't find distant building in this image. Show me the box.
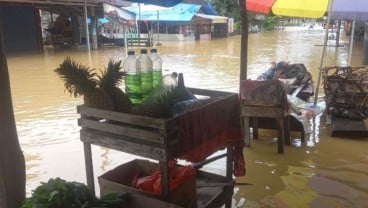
[124,3,229,41]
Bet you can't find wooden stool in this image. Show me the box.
[242,105,289,154]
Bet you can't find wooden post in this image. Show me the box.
[0,13,26,207]
[239,0,248,82]
[362,22,368,65]
[243,116,251,147]
[83,142,95,194]
[276,118,285,154]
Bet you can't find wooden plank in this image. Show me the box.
[187,87,235,97]
[127,38,153,47]
[78,118,164,144]
[80,129,169,160]
[77,105,167,129]
[242,106,284,117]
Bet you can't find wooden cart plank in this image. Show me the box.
[77,105,168,129]
[80,129,170,160]
[330,115,368,137]
[78,118,165,143]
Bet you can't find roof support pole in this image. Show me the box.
[84,0,90,52]
[363,22,368,65]
[239,0,248,82]
[348,20,356,65]
[84,0,92,66]
[0,11,26,207]
[314,0,334,105]
[336,20,341,46]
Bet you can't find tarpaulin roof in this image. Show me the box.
[103,3,136,21]
[200,0,218,15]
[125,3,201,24]
[246,0,368,20]
[122,0,182,7]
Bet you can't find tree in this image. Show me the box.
[211,0,241,30]
[0,14,26,207]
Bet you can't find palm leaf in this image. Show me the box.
[99,59,125,91]
[54,57,98,97]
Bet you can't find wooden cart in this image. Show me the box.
[322,66,368,136]
[77,88,243,208]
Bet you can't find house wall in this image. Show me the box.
[150,33,195,41]
[199,33,211,40]
[212,23,228,38]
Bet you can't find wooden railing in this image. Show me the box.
[127,37,153,47]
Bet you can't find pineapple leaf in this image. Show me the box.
[99,59,125,91]
[54,57,98,98]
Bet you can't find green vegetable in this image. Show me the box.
[22,178,130,208]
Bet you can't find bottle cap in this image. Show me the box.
[127,51,135,55]
[140,49,147,54]
[151,48,157,53]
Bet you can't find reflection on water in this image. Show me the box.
[8,26,368,207]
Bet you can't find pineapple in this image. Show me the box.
[54,57,114,110]
[98,59,132,113]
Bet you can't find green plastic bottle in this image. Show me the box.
[124,50,142,104]
[150,48,163,88]
[138,49,153,101]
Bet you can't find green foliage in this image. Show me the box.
[210,0,281,33]
[54,57,98,97]
[22,178,130,208]
[98,59,125,91]
[262,15,279,31]
[55,57,126,98]
[211,0,240,25]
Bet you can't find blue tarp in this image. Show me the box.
[87,17,109,24]
[201,0,218,15]
[122,0,182,7]
[125,3,201,25]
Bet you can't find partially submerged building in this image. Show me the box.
[124,3,229,41]
[0,0,229,53]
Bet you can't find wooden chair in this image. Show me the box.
[240,80,290,154]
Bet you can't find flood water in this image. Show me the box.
[8,25,368,207]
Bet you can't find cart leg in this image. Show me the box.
[159,161,170,201]
[252,118,259,140]
[284,116,291,145]
[225,145,233,208]
[83,142,95,194]
[276,118,285,154]
[243,117,251,147]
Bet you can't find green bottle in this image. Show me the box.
[124,50,142,104]
[138,49,153,101]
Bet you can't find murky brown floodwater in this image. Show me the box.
[8,25,368,207]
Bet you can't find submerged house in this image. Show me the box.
[0,0,229,53]
[124,3,229,41]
